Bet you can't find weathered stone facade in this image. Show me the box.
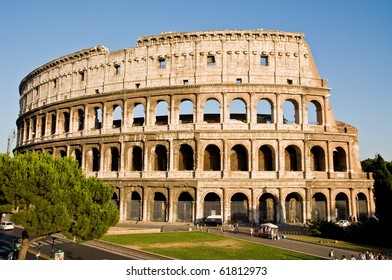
[15,30,374,225]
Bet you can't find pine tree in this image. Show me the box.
[0,152,119,259]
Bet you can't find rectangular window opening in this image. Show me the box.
[260,56,269,66]
[115,65,121,75]
[236,78,242,84]
[80,71,85,81]
[159,58,166,69]
[183,80,189,85]
[287,79,293,85]
[207,55,216,66]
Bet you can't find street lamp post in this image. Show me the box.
[36,242,41,260]
[50,237,56,259]
[6,129,16,155]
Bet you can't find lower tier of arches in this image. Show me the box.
[112,182,375,224]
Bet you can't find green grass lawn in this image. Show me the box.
[101,231,321,260]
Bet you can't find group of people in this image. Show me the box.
[328,249,389,260]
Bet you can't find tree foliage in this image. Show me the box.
[0,152,119,259]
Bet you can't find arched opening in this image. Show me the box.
[63,112,70,133]
[94,107,102,129]
[283,99,299,124]
[74,149,82,167]
[92,148,100,172]
[153,192,167,222]
[133,103,145,126]
[230,145,248,171]
[203,193,221,218]
[156,100,168,125]
[154,145,167,171]
[203,99,220,123]
[77,109,84,131]
[258,145,275,171]
[356,192,368,221]
[131,146,143,171]
[113,105,122,128]
[285,145,302,171]
[231,193,249,223]
[229,98,247,123]
[333,147,347,172]
[40,116,46,137]
[257,98,273,123]
[111,147,120,172]
[259,193,277,223]
[335,192,349,221]
[179,99,194,124]
[51,113,56,134]
[310,146,326,171]
[179,144,194,171]
[127,191,142,221]
[204,144,221,171]
[285,193,303,223]
[312,193,327,220]
[308,100,322,125]
[177,192,194,222]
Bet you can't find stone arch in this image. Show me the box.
[285,192,303,223]
[152,192,167,222]
[333,147,347,172]
[178,144,194,171]
[133,103,145,126]
[179,99,194,124]
[72,148,82,167]
[308,100,323,125]
[312,192,327,220]
[131,146,143,171]
[257,98,274,123]
[127,191,142,221]
[283,99,299,124]
[87,147,100,172]
[156,100,169,125]
[230,144,248,171]
[203,144,221,171]
[356,192,368,221]
[153,145,168,171]
[259,193,277,223]
[110,147,120,172]
[284,145,302,171]
[258,145,275,171]
[229,98,247,123]
[177,192,194,222]
[335,192,349,220]
[94,107,103,129]
[203,98,220,123]
[203,192,221,217]
[77,108,85,131]
[310,145,326,171]
[231,193,249,223]
[112,104,122,128]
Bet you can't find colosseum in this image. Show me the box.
[15,29,374,225]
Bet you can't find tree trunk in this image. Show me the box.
[17,238,30,260]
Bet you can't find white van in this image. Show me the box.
[203,215,222,226]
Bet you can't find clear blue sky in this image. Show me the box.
[1,0,391,161]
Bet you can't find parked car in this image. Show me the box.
[0,221,15,230]
[336,220,350,227]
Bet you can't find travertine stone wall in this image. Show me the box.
[15,30,374,225]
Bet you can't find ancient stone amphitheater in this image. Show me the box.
[15,30,374,225]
